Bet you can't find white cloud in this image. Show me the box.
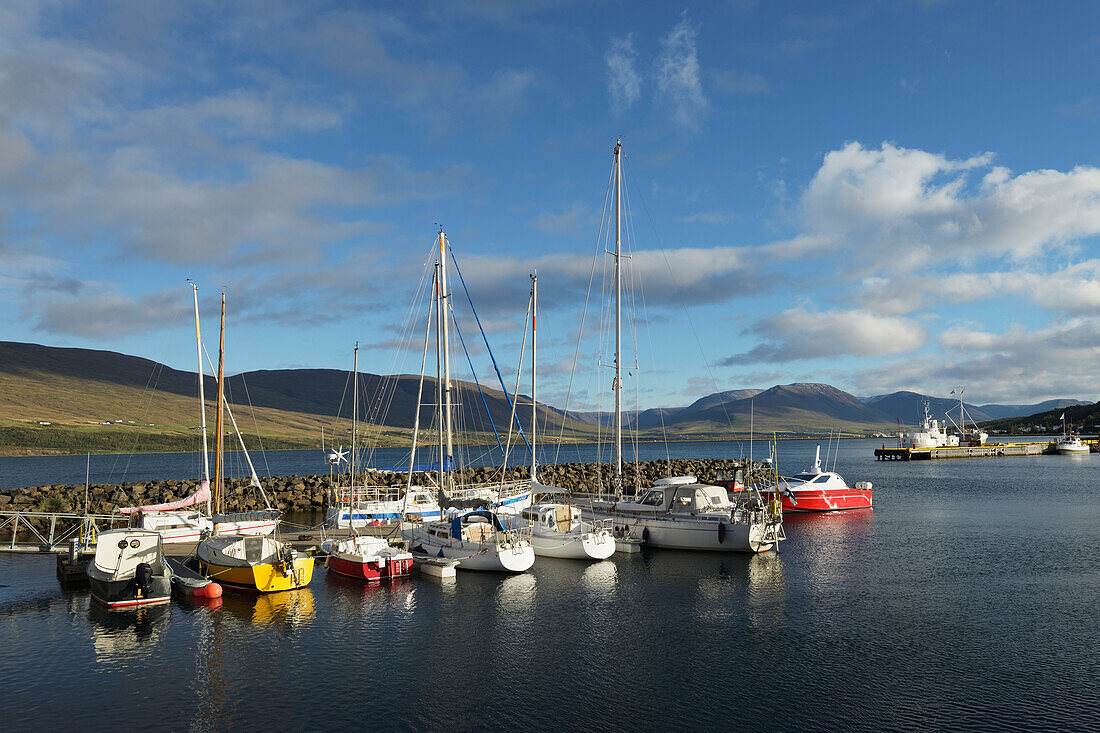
[606,34,641,114]
[726,308,928,363]
[854,318,1100,402]
[679,211,729,224]
[655,11,708,133]
[800,142,1100,271]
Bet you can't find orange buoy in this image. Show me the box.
[204,582,223,598]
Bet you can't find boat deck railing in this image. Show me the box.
[334,486,407,503]
[447,479,532,502]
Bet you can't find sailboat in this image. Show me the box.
[119,282,277,542]
[320,344,414,581]
[505,273,615,560]
[579,140,784,553]
[325,344,443,529]
[401,230,535,572]
[195,292,314,592]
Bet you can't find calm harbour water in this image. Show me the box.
[1,439,1098,731]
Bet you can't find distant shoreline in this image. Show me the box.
[0,434,888,459]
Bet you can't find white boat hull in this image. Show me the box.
[587,509,774,553]
[402,526,534,572]
[1057,445,1090,454]
[530,530,616,560]
[135,511,275,543]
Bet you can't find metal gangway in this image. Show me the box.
[0,510,126,552]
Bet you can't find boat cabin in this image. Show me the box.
[521,504,581,533]
[446,510,507,543]
[202,534,286,566]
[619,479,734,516]
[91,529,166,579]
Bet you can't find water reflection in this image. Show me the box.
[578,559,618,594]
[88,602,169,664]
[495,572,536,614]
[745,553,786,628]
[218,588,317,629]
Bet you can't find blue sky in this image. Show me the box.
[3,0,1100,412]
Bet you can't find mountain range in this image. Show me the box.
[0,341,1091,453]
[861,391,1088,425]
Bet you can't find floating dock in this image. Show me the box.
[874,441,1061,460]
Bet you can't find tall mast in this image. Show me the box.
[613,139,623,493]
[435,262,445,492]
[351,342,359,507]
[439,232,455,489]
[189,281,210,515]
[213,292,226,517]
[530,272,538,481]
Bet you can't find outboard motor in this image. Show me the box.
[134,562,153,596]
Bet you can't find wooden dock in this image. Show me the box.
[874,441,1056,461]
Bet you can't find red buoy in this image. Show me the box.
[192,585,205,597]
[204,582,223,599]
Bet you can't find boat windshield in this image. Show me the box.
[695,487,731,511]
[637,490,664,506]
[791,473,816,481]
[813,475,832,483]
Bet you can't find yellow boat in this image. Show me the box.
[198,535,314,593]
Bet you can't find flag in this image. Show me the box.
[1060,413,1065,420]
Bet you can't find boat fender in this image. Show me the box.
[641,527,650,545]
[204,582,223,599]
[717,522,726,544]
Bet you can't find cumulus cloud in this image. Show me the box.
[724,309,928,364]
[606,34,641,114]
[800,142,1100,271]
[22,282,186,339]
[456,244,771,314]
[854,318,1100,402]
[655,12,708,133]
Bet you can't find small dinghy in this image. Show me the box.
[165,557,223,599]
[86,529,172,609]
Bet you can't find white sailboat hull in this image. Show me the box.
[585,508,774,553]
[402,526,534,572]
[530,530,616,560]
[135,510,275,543]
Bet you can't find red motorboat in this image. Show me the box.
[764,446,873,512]
[321,535,413,581]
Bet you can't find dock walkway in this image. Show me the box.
[874,441,1063,461]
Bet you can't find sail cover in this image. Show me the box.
[119,480,211,514]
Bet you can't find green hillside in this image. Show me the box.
[1,341,918,455]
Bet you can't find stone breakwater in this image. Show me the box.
[0,458,769,515]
